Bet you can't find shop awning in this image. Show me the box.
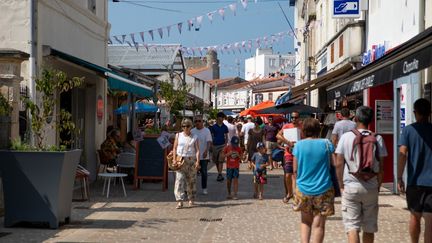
[114,102,158,115]
[327,26,432,100]
[47,47,154,98]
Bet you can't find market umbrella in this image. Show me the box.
[256,102,322,115]
[239,101,275,117]
[223,110,238,117]
[114,102,158,115]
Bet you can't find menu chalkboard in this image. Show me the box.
[134,135,168,191]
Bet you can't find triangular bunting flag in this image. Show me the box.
[207,12,214,23]
[130,33,136,44]
[121,34,127,44]
[167,26,171,37]
[241,0,248,9]
[126,41,132,47]
[229,3,237,16]
[148,30,154,40]
[108,37,112,44]
[218,8,225,20]
[187,19,193,31]
[143,44,149,51]
[134,42,139,52]
[196,16,203,26]
[113,36,123,44]
[158,28,163,39]
[140,32,145,43]
[177,23,183,34]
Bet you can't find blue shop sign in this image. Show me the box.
[333,0,360,18]
[362,43,387,66]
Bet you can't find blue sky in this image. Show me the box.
[108,0,295,78]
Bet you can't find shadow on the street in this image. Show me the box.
[189,202,253,209]
[60,219,137,229]
[74,206,149,213]
[135,218,179,229]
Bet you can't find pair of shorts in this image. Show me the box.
[406,186,432,213]
[265,141,278,155]
[341,187,379,233]
[226,168,239,180]
[212,145,225,164]
[283,161,293,174]
[253,170,267,184]
[293,187,335,216]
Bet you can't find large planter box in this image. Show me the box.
[0,149,81,228]
[0,116,11,149]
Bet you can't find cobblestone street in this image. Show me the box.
[0,163,419,242]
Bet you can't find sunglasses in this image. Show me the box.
[194,120,203,123]
[292,116,299,119]
[182,125,191,128]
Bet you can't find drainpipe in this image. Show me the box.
[29,0,38,145]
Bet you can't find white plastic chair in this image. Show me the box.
[116,152,136,169]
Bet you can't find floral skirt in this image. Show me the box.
[292,187,335,216]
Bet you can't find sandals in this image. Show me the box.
[283,195,293,204]
[176,202,183,209]
[188,200,195,207]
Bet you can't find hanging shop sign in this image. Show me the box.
[332,0,360,18]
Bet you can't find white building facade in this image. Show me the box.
[245,48,296,81]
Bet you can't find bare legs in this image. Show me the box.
[409,212,432,243]
[301,212,327,243]
[284,172,294,198]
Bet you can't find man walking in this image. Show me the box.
[332,107,356,147]
[398,98,432,243]
[264,116,280,170]
[335,106,388,243]
[224,116,237,145]
[241,115,255,161]
[191,115,213,195]
[277,111,301,203]
[210,112,229,182]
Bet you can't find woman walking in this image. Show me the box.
[292,118,335,243]
[246,118,265,170]
[173,118,200,209]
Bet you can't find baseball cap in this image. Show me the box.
[246,115,252,119]
[231,136,239,145]
[256,142,265,149]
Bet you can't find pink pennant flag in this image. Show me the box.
[167,26,171,37]
[241,0,248,9]
[148,30,154,40]
[256,38,261,47]
[196,16,203,26]
[143,44,149,51]
[207,12,214,23]
[177,23,183,34]
[229,3,237,16]
[157,28,163,39]
[218,8,225,20]
[139,32,145,43]
[121,34,127,44]
[187,19,193,31]
[242,41,246,48]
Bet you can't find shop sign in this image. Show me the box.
[362,43,387,66]
[97,95,104,124]
[332,0,360,18]
[349,74,375,93]
[375,100,393,134]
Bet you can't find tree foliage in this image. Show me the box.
[23,68,84,150]
[159,80,191,114]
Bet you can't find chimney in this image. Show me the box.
[206,50,220,79]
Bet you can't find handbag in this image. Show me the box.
[167,133,190,171]
[325,139,341,197]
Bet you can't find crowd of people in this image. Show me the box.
[101,98,432,243]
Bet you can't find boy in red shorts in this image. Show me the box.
[223,136,242,200]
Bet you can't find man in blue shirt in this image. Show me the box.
[398,98,432,243]
[210,112,228,181]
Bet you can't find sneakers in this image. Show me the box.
[202,189,208,195]
[216,174,224,182]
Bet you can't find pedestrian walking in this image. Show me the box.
[335,106,387,243]
[224,116,237,144]
[241,115,255,161]
[277,111,302,203]
[251,142,269,200]
[172,119,200,209]
[397,98,432,243]
[246,118,265,170]
[263,115,280,170]
[209,112,229,182]
[191,115,212,195]
[332,107,356,147]
[292,118,335,243]
[223,136,242,200]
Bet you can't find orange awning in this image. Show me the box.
[239,101,275,117]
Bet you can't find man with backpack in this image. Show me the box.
[335,106,388,243]
[397,98,432,243]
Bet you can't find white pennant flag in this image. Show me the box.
[167,26,171,37]
[241,0,248,10]
[207,12,214,23]
[196,16,203,26]
[218,8,225,20]
[139,32,145,43]
[157,28,163,39]
[229,3,237,16]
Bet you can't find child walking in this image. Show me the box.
[223,136,242,200]
[252,142,269,200]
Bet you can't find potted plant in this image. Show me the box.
[0,69,84,229]
[0,93,12,149]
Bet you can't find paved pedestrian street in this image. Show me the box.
[0,163,420,243]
